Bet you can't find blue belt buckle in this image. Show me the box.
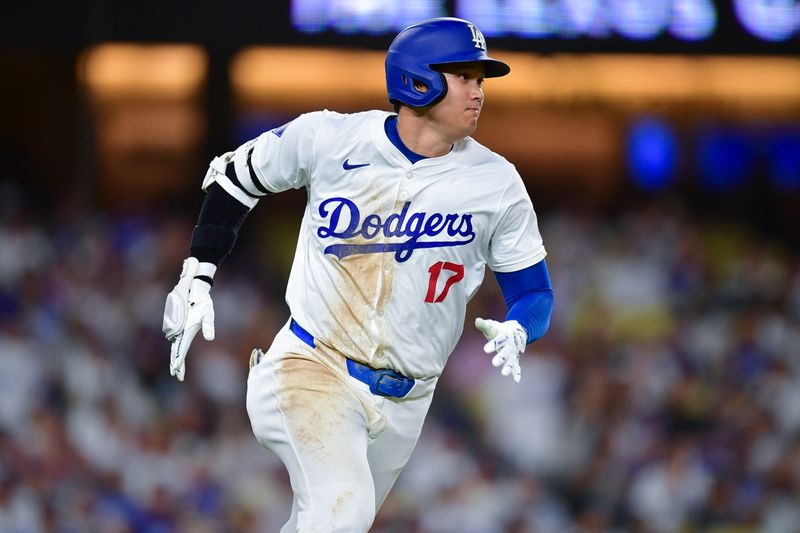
[345,358,414,398]
[371,370,408,398]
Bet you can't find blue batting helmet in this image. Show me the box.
[385,17,510,108]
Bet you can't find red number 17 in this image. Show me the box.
[425,261,464,303]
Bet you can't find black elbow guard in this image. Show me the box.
[190,224,238,266]
[190,182,250,266]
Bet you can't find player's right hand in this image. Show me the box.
[162,257,216,382]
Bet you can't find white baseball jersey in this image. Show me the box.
[204,109,546,379]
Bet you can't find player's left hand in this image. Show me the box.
[475,317,527,383]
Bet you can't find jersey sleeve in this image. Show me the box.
[201,111,325,208]
[487,172,547,273]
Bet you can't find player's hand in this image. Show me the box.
[475,317,527,383]
[163,257,216,381]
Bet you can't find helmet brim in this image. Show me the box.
[431,58,510,78]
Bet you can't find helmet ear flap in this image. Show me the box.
[387,64,446,107]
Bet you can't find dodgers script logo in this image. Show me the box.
[317,197,475,262]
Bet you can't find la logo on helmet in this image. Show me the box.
[468,23,487,50]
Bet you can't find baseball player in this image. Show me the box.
[163,17,553,532]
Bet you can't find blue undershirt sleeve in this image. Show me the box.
[493,259,554,344]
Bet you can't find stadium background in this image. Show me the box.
[1,1,799,531]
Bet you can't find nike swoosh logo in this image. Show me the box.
[343,159,370,170]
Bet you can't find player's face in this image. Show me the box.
[430,63,485,139]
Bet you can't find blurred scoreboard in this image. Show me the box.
[8,1,796,53]
[291,0,799,51]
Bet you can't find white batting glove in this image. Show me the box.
[162,257,216,381]
[475,317,527,384]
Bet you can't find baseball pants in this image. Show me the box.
[246,321,437,532]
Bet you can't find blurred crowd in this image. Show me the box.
[0,182,799,533]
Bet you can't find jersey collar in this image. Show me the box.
[372,111,463,170]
